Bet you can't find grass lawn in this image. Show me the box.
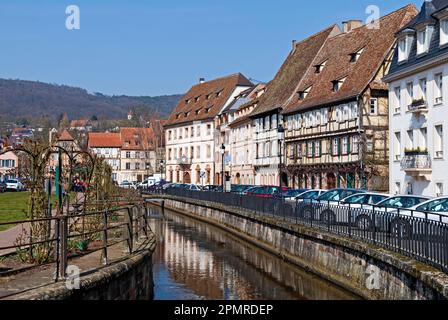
[0,192,62,231]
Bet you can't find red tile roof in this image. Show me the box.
[250,25,340,118]
[283,5,418,114]
[70,119,90,128]
[58,129,74,142]
[165,73,253,127]
[120,127,154,151]
[88,133,121,148]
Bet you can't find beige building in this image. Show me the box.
[0,151,19,181]
[165,74,253,185]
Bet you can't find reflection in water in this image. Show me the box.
[149,205,359,300]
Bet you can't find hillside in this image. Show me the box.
[0,79,182,122]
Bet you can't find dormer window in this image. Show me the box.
[441,19,448,46]
[416,25,433,56]
[195,108,202,115]
[332,78,346,92]
[398,30,415,62]
[349,48,364,63]
[298,86,312,100]
[314,60,327,74]
[195,96,200,102]
[185,99,191,104]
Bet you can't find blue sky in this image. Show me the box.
[0,0,418,96]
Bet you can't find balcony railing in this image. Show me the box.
[407,99,428,114]
[401,152,432,178]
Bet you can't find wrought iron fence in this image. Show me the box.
[0,202,152,283]
[147,188,448,273]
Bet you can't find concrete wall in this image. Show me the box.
[156,196,448,300]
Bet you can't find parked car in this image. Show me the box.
[0,181,6,193]
[298,189,366,222]
[119,181,137,190]
[5,179,25,192]
[203,185,219,191]
[296,189,326,202]
[375,195,431,212]
[280,189,309,201]
[246,186,289,198]
[340,193,391,208]
[187,184,202,191]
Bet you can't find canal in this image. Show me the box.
[148,203,359,300]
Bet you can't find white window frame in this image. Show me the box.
[434,73,444,105]
[369,98,378,116]
[441,18,448,46]
[434,124,444,159]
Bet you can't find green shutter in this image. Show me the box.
[312,142,315,158]
[319,140,322,157]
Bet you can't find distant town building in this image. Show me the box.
[70,119,93,132]
[384,0,448,197]
[164,73,253,185]
[88,126,162,184]
[0,151,19,181]
[9,127,34,146]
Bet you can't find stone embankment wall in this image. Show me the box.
[150,196,448,300]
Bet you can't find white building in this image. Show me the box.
[384,0,448,197]
[164,74,253,186]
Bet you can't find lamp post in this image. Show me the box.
[220,143,225,192]
[278,124,285,189]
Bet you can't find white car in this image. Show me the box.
[119,181,137,190]
[295,189,326,203]
[5,179,25,191]
[404,197,448,223]
[340,193,392,209]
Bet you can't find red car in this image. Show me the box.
[246,186,289,198]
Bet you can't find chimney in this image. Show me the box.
[342,20,363,33]
[199,78,205,84]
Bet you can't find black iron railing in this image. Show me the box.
[0,202,153,282]
[146,188,448,273]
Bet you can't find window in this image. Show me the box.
[419,78,427,101]
[206,145,211,158]
[332,138,340,156]
[126,163,131,170]
[135,163,140,170]
[352,135,359,154]
[332,78,346,92]
[435,73,444,105]
[406,82,414,106]
[196,146,201,159]
[398,34,414,62]
[393,87,401,114]
[436,183,444,197]
[441,19,448,46]
[197,126,201,137]
[417,26,433,55]
[298,86,312,100]
[315,141,321,157]
[126,152,131,159]
[307,142,313,158]
[342,137,350,155]
[369,98,378,115]
[168,130,172,141]
[191,126,194,137]
[168,149,172,161]
[435,125,444,158]
[394,132,402,161]
[395,182,401,195]
[406,130,414,149]
[419,128,428,150]
[314,60,327,73]
[206,124,212,136]
[349,48,364,63]
[366,138,374,152]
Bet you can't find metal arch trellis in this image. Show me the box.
[0,141,98,263]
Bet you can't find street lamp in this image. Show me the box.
[277,124,285,188]
[220,144,225,192]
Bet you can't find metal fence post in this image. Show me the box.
[102,210,108,265]
[348,204,352,238]
[372,206,376,244]
[124,207,133,254]
[425,212,429,259]
[54,217,61,282]
[58,215,68,280]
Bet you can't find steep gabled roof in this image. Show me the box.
[165,73,253,127]
[58,129,74,142]
[283,4,417,114]
[249,25,341,118]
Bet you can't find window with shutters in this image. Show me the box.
[342,137,350,154]
[314,141,321,157]
[332,138,340,156]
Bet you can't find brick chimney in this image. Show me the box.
[342,20,363,33]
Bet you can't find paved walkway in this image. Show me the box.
[0,240,151,299]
